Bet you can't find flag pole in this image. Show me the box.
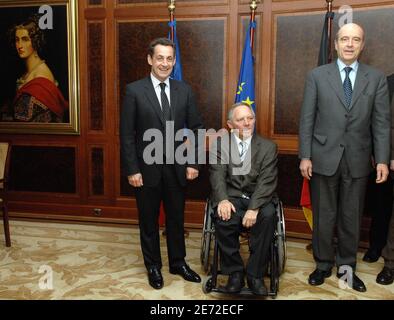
[168,0,175,41]
[249,0,259,51]
[161,0,176,232]
[326,0,334,63]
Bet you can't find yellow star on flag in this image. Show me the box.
[237,82,246,95]
[242,96,254,107]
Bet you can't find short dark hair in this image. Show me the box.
[148,37,175,57]
[9,15,45,55]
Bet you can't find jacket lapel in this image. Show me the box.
[143,77,164,126]
[326,62,348,110]
[169,79,178,122]
[349,63,368,110]
[250,135,260,162]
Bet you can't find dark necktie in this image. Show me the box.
[343,66,353,108]
[159,82,171,121]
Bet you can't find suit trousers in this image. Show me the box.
[214,197,276,278]
[365,174,393,253]
[135,164,186,270]
[310,153,368,271]
[382,193,394,268]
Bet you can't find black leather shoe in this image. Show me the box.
[147,267,163,289]
[247,276,267,295]
[308,269,332,286]
[170,264,201,283]
[337,271,367,292]
[362,249,380,263]
[225,272,245,293]
[376,267,394,285]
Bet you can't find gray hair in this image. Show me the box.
[227,102,255,121]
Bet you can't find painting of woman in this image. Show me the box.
[11,16,68,123]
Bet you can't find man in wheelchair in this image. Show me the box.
[209,102,278,295]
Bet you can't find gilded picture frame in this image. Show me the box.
[0,0,79,134]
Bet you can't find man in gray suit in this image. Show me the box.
[299,23,391,292]
[209,102,278,295]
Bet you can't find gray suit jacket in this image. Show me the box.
[209,133,278,210]
[299,62,391,178]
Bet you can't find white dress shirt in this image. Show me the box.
[150,73,171,109]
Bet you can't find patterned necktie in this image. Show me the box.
[239,141,246,159]
[343,66,353,108]
[159,82,171,121]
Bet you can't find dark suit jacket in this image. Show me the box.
[299,62,391,178]
[120,76,204,187]
[388,73,394,104]
[209,133,278,210]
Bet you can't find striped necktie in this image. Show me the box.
[239,141,246,159]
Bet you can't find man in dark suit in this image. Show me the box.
[376,97,394,285]
[120,38,204,289]
[299,23,391,292]
[209,102,278,295]
[363,73,394,263]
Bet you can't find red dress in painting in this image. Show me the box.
[14,77,68,122]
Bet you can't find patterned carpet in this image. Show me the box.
[0,220,393,300]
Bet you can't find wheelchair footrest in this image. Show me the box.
[211,286,277,297]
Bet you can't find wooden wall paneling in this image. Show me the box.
[343,6,394,75]
[78,0,90,205]
[116,0,229,7]
[272,11,325,137]
[7,141,81,219]
[104,0,118,207]
[277,154,303,207]
[259,0,273,138]
[89,0,103,6]
[177,18,226,131]
[89,145,105,197]
[9,145,77,194]
[87,21,106,132]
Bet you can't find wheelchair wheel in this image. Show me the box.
[200,201,213,272]
[276,200,287,275]
[203,276,214,294]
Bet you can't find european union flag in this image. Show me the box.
[168,20,183,81]
[235,21,256,112]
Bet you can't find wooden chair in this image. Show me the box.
[0,142,11,247]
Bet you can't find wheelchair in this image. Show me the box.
[200,197,286,298]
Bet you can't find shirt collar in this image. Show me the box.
[150,73,170,89]
[337,59,359,73]
[233,133,252,147]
